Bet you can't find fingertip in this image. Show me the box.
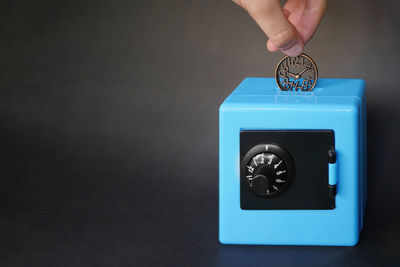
[267,40,279,52]
[280,41,303,57]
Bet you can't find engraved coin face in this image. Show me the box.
[275,53,318,91]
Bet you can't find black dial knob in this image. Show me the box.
[252,175,269,195]
[242,144,294,198]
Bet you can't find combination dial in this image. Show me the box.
[242,144,294,198]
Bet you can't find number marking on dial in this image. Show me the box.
[267,154,274,164]
[274,160,282,169]
[253,157,257,166]
[272,185,279,190]
[275,179,285,183]
[247,165,254,173]
[276,170,286,175]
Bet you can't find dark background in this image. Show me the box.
[0,0,399,266]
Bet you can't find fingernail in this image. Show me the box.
[282,42,303,57]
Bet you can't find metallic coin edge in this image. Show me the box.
[274,53,319,92]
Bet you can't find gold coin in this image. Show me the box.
[275,53,318,92]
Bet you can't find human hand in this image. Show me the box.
[232,0,327,57]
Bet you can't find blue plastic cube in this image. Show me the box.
[219,78,366,246]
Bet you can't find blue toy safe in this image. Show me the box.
[219,78,366,246]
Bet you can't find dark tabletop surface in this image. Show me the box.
[1,0,400,266]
